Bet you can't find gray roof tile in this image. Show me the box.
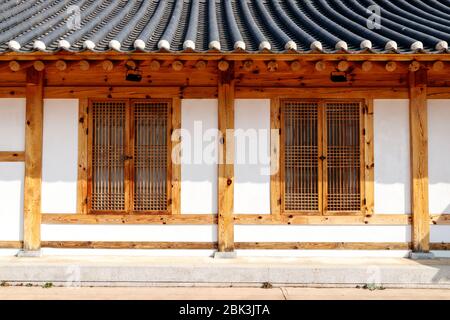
[0,0,449,54]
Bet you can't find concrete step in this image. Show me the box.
[0,256,449,288]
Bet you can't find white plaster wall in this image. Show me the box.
[234,99,271,214]
[428,100,450,214]
[235,225,410,242]
[181,99,218,214]
[430,226,450,243]
[374,100,411,214]
[0,163,24,241]
[41,99,78,214]
[0,99,25,241]
[0,98,25,151]
[40,249,216,257]
[41,225,217,242]
[235,250,411,258]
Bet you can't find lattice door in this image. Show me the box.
[283,100,322,213]
[282,99,363,215]
[90,100,127,212]
[132,101,169,212]
[323,102,362,213]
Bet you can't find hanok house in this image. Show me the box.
[0,0,449,258]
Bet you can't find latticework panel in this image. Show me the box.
[91,101,126,211]
[133,101,168,212]
[325,102,361,212]
[284,101,320,212]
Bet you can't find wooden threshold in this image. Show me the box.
[0,241,23,249]
[35,241,450,251]
[41,241,217,250]
[235,242,412,250]
[0,241,449,251]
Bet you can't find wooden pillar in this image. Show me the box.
[171,97,182,215]
[217,62,235,253]
[409,68,430,253]
[76,99,89,214]
[23,68,44,253]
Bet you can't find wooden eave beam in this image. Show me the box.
[2,53,450,62]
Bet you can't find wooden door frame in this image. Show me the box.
[277,98,368,217]
[86,98,176,215]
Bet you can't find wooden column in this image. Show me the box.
[171,97,182,215]
[77,99,89,214]
[409,68,430,253]
[270,98,282,216]
[23,68,44,252]
[364,100,375,216]
[217,62,235,252]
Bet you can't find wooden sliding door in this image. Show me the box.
[88,99,171,214]
[282,99,364,215]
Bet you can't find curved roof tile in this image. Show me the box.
[0,0,449,54]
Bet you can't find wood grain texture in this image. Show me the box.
[270,98,282,216]
[0,241,23,249]
[409,69,430,253]
[77,99,89,214]
[41,213,450,226]
[364,100,375,216]
[431,214,450,225]
[0,240,448,250]
[0,87,25,98]
[44,87,218,99]
[234,214,411,225]
[41,241,217,249]
[235,242,412,250]
[0,151,25,162]
[23,68,44,251]
[217,63,235,252]
[430,243,450,250]
[170,98,181,214]
[42,214,217,225]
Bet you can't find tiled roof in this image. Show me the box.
[1,0,450,54]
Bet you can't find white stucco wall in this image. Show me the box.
[235,225,410,242]
[428,100,450,244]
[428,100,450,214]
[0,163,24,241]
[0,98,25,151]
[181,99,218,214]
[0,99,25,241]
[374,99,411,214]
[41,225,217,242]
[41,99,78,214]
[234,99,271,214]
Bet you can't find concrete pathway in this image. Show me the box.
[0,287,449,300]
